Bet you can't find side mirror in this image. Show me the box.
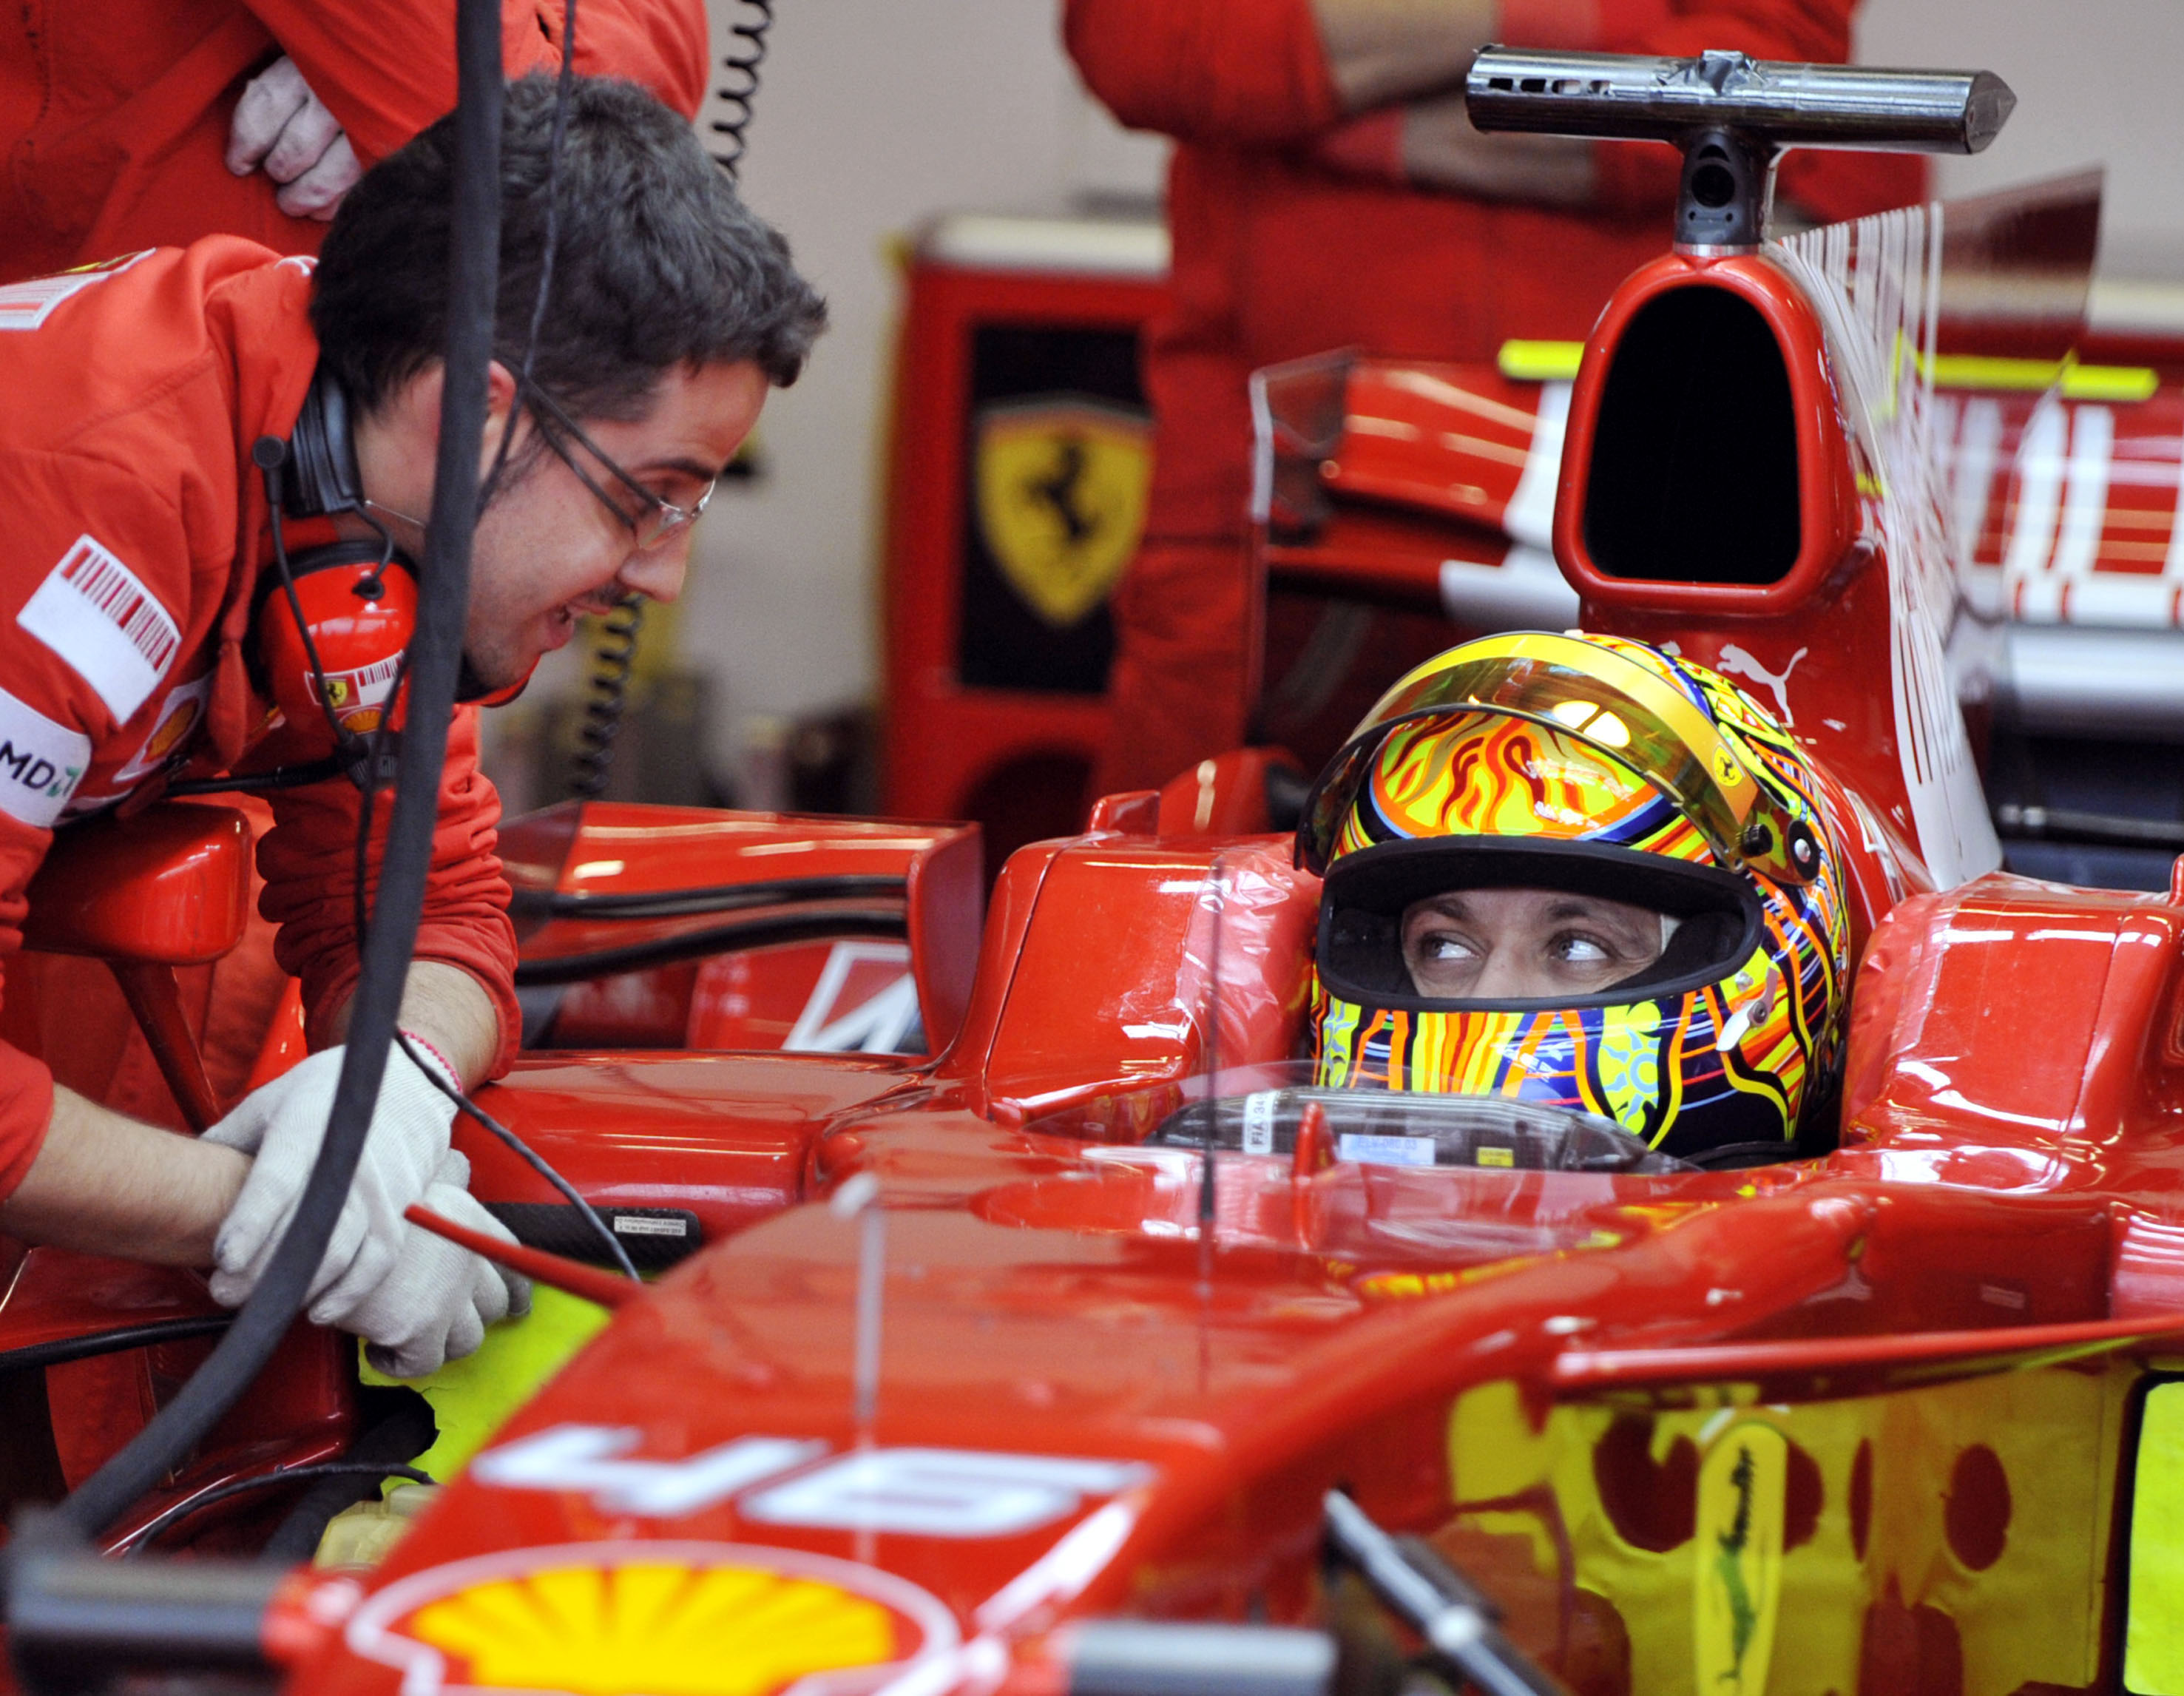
[21,803,254,1132]
[22,804,250,966]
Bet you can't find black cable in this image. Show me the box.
[42,0,506,1542]
[566,594,641,800]
[394,1030,639,1282]
[513,908,907,986]
[708,0,773,178]
[507,871,905,921]
[481,0,580,507]
[121,1464,434,1558]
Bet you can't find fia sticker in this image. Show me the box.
[343,1541,958,1696]
[20,535,180,721]
[0,683,91,828]
[113,672,212,786]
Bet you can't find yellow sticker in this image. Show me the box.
[1475,1146,1515,1167]
[1694,1421,1787,1696]
[2128,1382,2184,1693]
[975,399,1150,627]
[359,1284,612,1483]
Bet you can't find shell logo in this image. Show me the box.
[345,1542,961,1696]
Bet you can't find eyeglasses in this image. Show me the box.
[524,386,717,550]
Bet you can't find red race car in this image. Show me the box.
[11,48,2184,1696]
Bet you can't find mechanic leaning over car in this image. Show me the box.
[0,4,714,1137]
[1298,631,1853,1166]
[0,75,826,1376]
[0,0,709,281]
[1067,0,1927,796]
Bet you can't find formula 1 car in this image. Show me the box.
[13,45,2184,1696]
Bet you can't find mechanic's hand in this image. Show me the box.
[342,1151,533,1379]
[226,55,362,220]
[204,1040,459,1318]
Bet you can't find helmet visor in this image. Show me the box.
[1297,631,1819,885]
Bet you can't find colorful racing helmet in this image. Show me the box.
[1297,631,1852,1165]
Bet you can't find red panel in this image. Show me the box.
[879,255,1168,857]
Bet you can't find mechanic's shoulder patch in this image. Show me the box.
[20,534,180,721]
[0,683,92,828]
[0,251,152,333]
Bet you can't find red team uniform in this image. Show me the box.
[0,4,709,1172]
[0,0,709,281]
[0,240,521,1202]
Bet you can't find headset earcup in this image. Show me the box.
[254,544,418,745]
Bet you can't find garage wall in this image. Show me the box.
[672,1,1164,800]
[1859,0,2184,279]
[672,0,2182,800]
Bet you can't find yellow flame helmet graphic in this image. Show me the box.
[1301,632,1851,1164]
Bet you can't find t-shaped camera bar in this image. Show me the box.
[1464,48,2015,250]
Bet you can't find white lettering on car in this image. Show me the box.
[472,1425,1153,1537]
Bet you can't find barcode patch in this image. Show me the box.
[324,652,404,707]
[0,251,149,331]
[20,536,180,720]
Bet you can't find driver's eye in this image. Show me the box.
[1551,933,1613,965]
[1419,932,1479,962]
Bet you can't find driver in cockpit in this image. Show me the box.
[1296,630,1852,1167]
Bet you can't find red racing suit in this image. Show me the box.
[1066,0,1926,792]
[0,0,709,283]
[0,238,520,1202]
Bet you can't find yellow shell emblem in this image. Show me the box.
[974,398,1150,627]
[349,1543,956,1696]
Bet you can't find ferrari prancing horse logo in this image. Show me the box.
[975,396,1151,628]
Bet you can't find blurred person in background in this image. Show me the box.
[0,0,709,282]
[1066,0,1924,796]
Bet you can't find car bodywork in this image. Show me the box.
[8,53,2184,1696]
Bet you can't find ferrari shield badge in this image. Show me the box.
[344,1541,959,1696]
[974,396,1151,627]
[1693,1421,1787,1696]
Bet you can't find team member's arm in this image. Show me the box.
[234,0,711,191]
[1066,0,1862,212]
[255,704,520,1085]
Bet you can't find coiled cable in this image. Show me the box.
[566,594,643,800]
[709,0,773,179]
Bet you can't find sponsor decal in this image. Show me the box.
[0,683,91,828]
[784,941,919,1054]
[0,251,151,332]
[1693,1421,1787,1696]
[21,536,180,721]
[974,397,1150,627]
[474,1427,1151,1538]
[344,1541,957,1696]
[112,672,212,786]
[316,650,404,735]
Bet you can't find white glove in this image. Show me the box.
[206,1039,459,1320]
[342,1150,533,1379]
[226,55,362,220]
